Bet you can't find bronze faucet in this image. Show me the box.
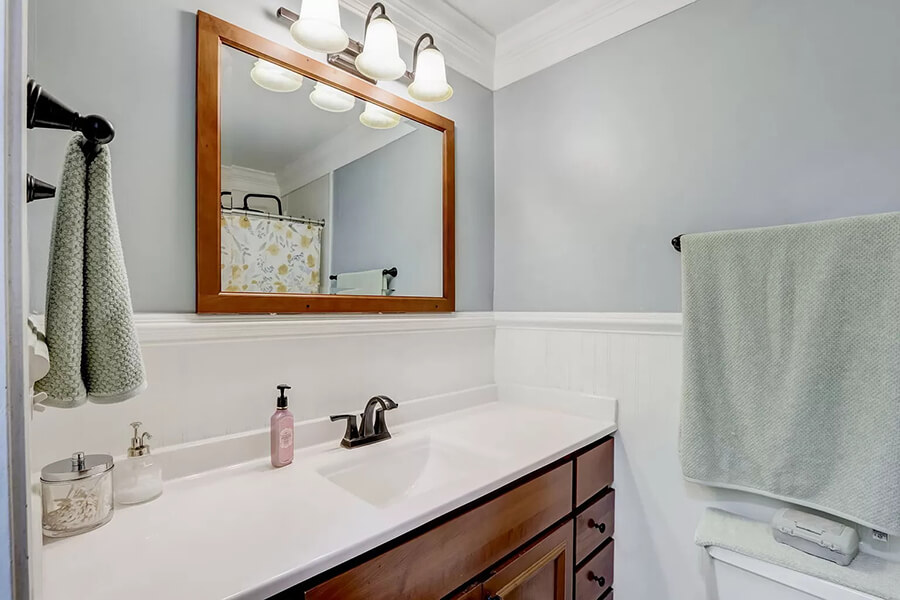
[330,396,398,449]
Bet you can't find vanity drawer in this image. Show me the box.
[575,490,615,563]
[575,541,614,600]
[304,462,573,600]
[575,439,614,507]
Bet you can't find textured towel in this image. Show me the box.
[35,135,146,408]
[679,212,900,534]
[695,508,896,599]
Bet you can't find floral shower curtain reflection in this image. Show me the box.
[221,212,323,294]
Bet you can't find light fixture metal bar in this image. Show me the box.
[276,6,413,84]
[327,45,377,85]
[276,7,299,23]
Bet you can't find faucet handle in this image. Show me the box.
[330,414,359,443]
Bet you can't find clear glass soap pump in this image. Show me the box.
[113,422,163,505]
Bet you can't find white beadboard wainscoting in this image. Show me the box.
[494,312,794,600]
[32,310,808,600]
[31,313,495,470]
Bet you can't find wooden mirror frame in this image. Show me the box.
[196,12,455,313]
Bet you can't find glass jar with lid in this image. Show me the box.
[40,451,114,538]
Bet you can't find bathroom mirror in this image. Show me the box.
[196,12,455,313]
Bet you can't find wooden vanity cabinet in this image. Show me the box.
[575,541,613,600]
[282,437,614,600]
[575,491,615,564]
[303,464,572,600]
[575,441,614,507]
[447,583,484,600]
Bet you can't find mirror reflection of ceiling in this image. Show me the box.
[221,45,417,191]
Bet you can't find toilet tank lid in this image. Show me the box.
[708,547,881,600]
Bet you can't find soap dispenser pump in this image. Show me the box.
[113,422,163,505]
[271,384,294,468]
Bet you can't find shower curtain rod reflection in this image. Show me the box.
[221,207,325,228]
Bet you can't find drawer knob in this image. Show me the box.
[588,519,607,534]
[487,596,502,600]
[588,572,606,588]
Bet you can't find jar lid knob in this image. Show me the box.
[71,451,86,471]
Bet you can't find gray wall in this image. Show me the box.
[494,0,900,312]
[333,128,443,297]
[285,174,331,222]
[27,0,494,312]
[284,174,333,294]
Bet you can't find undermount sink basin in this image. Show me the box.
[317,436,490,507]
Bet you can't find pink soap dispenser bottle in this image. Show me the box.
[270,384,294,468]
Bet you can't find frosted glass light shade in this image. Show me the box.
[408,47,453,102]
[355,16,407,81]
[291,0,349,53]
[250,60,304,92]
[360,102,401,129]
[309,82,356,113]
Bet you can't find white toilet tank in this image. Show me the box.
[709,547,881,600]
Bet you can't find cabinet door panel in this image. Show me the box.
[483,521,573,600]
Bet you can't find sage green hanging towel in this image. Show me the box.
[679,212,900,534]
[35,135,147,408]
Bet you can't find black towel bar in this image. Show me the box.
[27,78,114,160]
[27,78,114,144]
[26,78,116,204]
[329,268,398,281]
[672,235,683,252]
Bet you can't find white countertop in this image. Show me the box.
[40,386,616,600]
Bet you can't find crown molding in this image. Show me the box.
[342,0,496,90]
[494,0,696,89]
[221,165,281,199]
[326,0,697,91]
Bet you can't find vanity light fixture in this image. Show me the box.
[250,60,305,92]
[355,3,407,81]
[309,81,356,112]
[359,101,401,129]
[290,0,349,54]
[276,5,454,101]
[407,34,453,103]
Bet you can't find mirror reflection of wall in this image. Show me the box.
[220,45,443,298]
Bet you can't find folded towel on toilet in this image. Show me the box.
[35,135,146,408]
[696,508,899,600]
